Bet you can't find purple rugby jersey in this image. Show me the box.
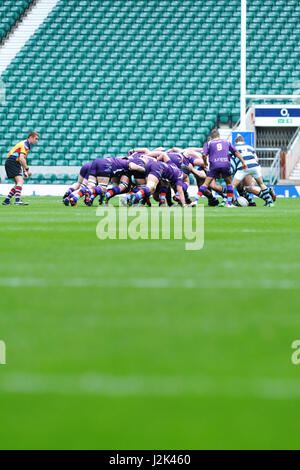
[182,155,199,173]
[166,152,184,169]
[130,151,145,159]
[109,157,130,175]
[79,161,93,180]
[128,155,147,177]
[148,161,184,187]
[89,157,129,177]
[203,139,237,169]
[184,155,196,165]
[129,154,147,167]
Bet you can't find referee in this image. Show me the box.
[2,131,39,205]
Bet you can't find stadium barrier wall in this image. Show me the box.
[1,185,300,198]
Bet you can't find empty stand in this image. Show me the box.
[0,0,299,182]
[0,0,34,43]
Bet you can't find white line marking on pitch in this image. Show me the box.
[1,372,300,400]
[0,277,299,289]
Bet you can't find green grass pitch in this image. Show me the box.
[0,196,300,449]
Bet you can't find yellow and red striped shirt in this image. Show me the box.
[7,139,31,162]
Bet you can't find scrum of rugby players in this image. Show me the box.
[62,147,219,208]
[62,137,276,208]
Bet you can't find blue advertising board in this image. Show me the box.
[255,106,300,126]
[273,185,300,197]
[255,108,300,118]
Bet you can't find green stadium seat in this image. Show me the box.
[0,0,297,174]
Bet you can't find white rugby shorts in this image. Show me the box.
[234,165,262,181]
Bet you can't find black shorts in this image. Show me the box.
[5,158,22,179]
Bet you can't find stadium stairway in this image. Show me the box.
[0,0,59,75]
[0,0,35,45]
[288,159,300,181]
[0,0,299,182]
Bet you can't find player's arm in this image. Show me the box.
[176,184,186,206]
[190,165,206,179]
[128,162,146,173]
[168,146,183,152]
[157,152,170,162]
[201,153,208,170]
[185,149,202,159]
[146,150,165,159]
[254,152,259,163]
[234,151,248,170]
[192,158,205,166]
[185,147,203,152]
[183,150,205,167]
[131,147,150,154]
[19,154,31,178]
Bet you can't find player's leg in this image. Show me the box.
[207,179,225,206]
[63,180,81,200]
[254,176,274,206]
[83,176,108,206]
[251,168,276,203]
[244,166,274,207]
[2,177,18,205]
[191,176,219,206]
[152,188,160,203]
[235,173,258,199]
[13,175,27,205]
[67,176,95,206]
[269,186,276,202]
[158,183,169,206]
[165,187,173,206]
[224,175,234,207]
[63,177,85,205]
[182,174,192,204]
[237,182,255,206]
[238,175,256,206]
[3,161,26,205]
[135,177,152,206]
[105,176,120,202]
[128,174,158,205]
[191,174,207,204]
[105,174,130,202]
[67,178,92,206]
[209,180,226,198]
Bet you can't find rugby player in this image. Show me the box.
[192,129,247,207]
[231,135,275,207]
[104,151,160,204]
[156,150,196,205]
[2,131,39,205]
[74,157,145,207]
[63,161,94,206]
[230,156,275,207]
[127,159,186,206]
[180,150,224,206]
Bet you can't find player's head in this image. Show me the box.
[28,131,39,144]
[210,129,220,140]
[235,134,245,144]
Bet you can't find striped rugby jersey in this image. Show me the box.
[7,139,31,162]
[231,143,258,174]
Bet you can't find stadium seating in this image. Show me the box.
[0,0,34,43]
[0,0,299,176]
